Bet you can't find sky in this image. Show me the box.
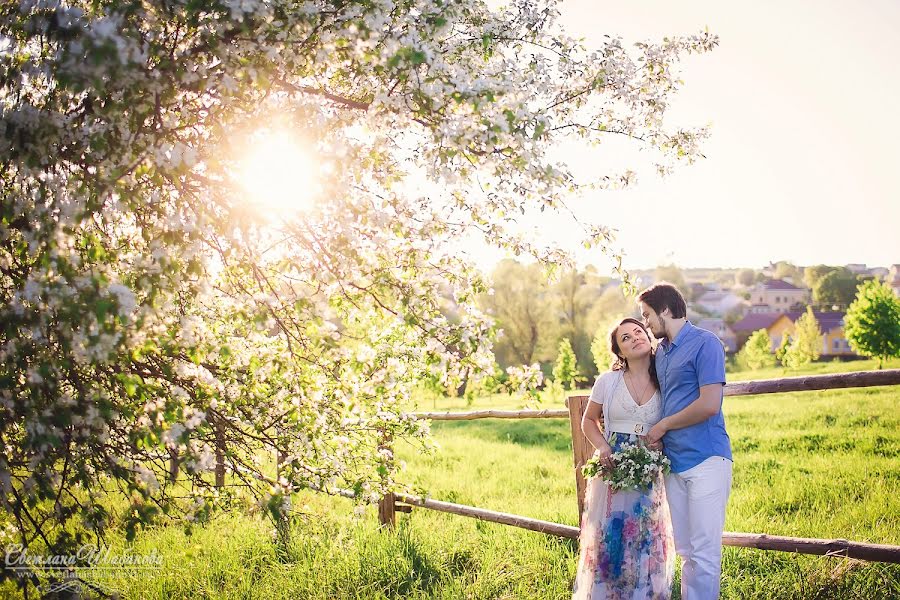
[464,0,900,274]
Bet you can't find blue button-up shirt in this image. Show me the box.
[656,321,732,473]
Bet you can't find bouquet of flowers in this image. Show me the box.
[582,439,671,491]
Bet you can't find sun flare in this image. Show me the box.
[237,132,318,218]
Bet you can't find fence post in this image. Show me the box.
[378,492,396,528]
[377,429,395,528]
[215,419,226,488]
[565,395,594,521]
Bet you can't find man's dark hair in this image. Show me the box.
[638,282,687,319]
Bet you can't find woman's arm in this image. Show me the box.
[581,400,613,467]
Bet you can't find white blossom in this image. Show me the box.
[108,283,136,316]
[134,464,160,492]
[0,0,714,570]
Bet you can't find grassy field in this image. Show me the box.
[5,359,900,598]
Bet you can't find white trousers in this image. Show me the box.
[665,456,733,600]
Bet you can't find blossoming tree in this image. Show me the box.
[0,0,716,580]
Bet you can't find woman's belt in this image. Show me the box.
[606,419,651,435]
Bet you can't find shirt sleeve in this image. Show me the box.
[696,334,727,387]
[588,372,608,404]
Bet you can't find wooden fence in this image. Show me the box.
[376,369,900,564]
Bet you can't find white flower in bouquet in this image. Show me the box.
[582,437,671,491]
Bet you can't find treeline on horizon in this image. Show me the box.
[467,259,887,388]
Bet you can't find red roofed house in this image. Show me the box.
[782,310,855,357]
[732,310,855,356]
[750,279,810,314]
[731,312,784,350]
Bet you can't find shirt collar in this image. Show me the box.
[661,320,694,352]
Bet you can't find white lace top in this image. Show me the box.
[607,371,661,424]
[589,370,662,438]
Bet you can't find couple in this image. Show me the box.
[573,283,733,600]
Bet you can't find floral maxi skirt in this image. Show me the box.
[572,435,675,600]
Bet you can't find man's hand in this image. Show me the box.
[645,438,664,452]
[646,418,669,448]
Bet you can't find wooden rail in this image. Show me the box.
[724,369,900,396]
[414,408,568,420]
[413,370,900,421]
[382,369,900,564]
[721,532,900,563]
[393,493,579,539]
[352,488,900,563]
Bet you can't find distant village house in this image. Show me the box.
[749,279,810,314]
[731,310,854,357]
[695,291,746,317]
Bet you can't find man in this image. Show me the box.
[640,282,732,599]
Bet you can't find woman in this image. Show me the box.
[572,318,674,599]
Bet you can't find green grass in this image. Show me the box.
[4,362,900,599]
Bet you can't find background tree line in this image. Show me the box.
[478,260,900,389]
[478,259,637,386]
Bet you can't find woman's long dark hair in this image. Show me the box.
[609,317,659,389]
